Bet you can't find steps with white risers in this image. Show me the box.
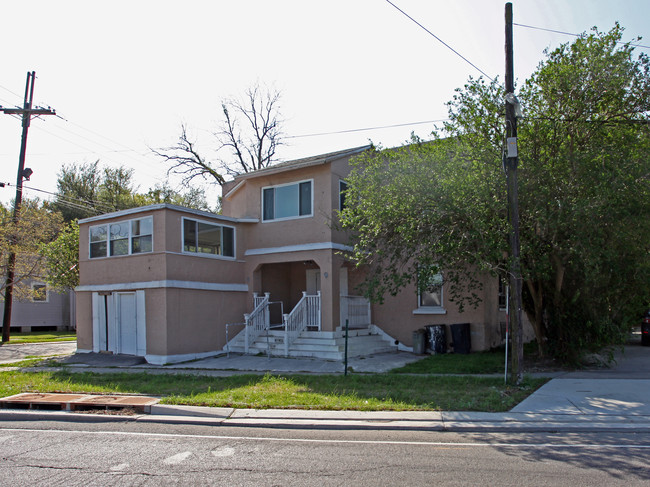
[225,326,397,360]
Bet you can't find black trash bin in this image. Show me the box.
[425,325,447,354]
[451,323,471,354]
[412,329,426,354]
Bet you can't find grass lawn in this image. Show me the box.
[0,369,546,412]
[391,349,506,375]
[3,331,76,344]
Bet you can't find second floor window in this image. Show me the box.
[262,180,312,221]
[183,218,235,258]
[90,217,153,258]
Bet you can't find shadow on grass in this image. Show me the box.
[391,349,506,375]
[1,369,546,412]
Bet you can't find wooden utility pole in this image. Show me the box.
[1,71,56,342]
[504,3,524,383]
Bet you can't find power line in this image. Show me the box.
[384,0,495,82]
[514,22,650,49]
[285,119,448,139]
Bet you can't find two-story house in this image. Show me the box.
[75,146,516,365]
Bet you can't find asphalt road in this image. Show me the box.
[1,419,648,486]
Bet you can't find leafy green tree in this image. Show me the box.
[1,200,64,300]
[341,25,650,363]
[40,220,79,290]
[143,182,212,211]
[52,161,212,221]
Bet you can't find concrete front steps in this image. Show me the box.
[225,325,397,360]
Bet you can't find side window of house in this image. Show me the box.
[262,180,312,221]
[89,216,153,258]
[183,218,235,258]
[498,279,507,310]
[417,266,443,309]
[339,180,348,211]
[31,283,48,302]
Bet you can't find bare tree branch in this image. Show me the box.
[152,82,284,186]
[150,124,225,186]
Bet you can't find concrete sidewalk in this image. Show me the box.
[1,340,649,432]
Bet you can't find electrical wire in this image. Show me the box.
[514,22,650,49]
[285,119,448,139]
[384,0,495,82]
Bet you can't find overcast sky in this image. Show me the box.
[1,0,649,206]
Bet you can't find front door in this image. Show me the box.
[92,291,146,356]
[305,269,321,295]
[116,292,137,355]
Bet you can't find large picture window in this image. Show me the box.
[183,218,235,258]
[262,180,312,221]
[90,217,152,258]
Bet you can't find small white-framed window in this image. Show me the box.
[339,179,348,211]
[31,282,48,302]
[182,218,235,258]
[89,216,153,259]
[414,266,445,315]
[262,179,313,221]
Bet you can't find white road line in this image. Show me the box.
[2,428,650,449]
[110,463,130,471]
[163,451,192,465]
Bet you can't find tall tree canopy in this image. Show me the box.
[341,25,650,363]
[52,161,211,222]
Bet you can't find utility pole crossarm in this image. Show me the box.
[1,107,56,116]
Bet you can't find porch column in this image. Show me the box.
[313,252,344,332]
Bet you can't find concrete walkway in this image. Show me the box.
[1,339,649,432]
[0,341,77,364]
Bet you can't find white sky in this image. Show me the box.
[1,0,649,206]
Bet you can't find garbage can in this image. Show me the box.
[412,329,426,354]
[642,310,650,346]
[451,323,471,354]
[425,324,447,354]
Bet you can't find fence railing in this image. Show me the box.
[283,291,321,356]
[244,293,270,354]
[340,295,371,329]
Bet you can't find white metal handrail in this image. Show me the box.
[341,295,371,329]
[244,293,270,354]
[283,291,321,356]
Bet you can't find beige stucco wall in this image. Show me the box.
[77,205,250,359]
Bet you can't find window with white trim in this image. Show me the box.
[89,217,153,258]
[416,266,444,311]
[31,282,48,302]
[262,180,312,221]
[183,218,235,258]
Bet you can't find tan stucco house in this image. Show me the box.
[75,146,513,364]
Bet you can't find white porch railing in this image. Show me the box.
[341,295,371,329]
[283,291,321,356]
[244,292,270,354]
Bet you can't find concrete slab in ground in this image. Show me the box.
[0,341,77,364]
